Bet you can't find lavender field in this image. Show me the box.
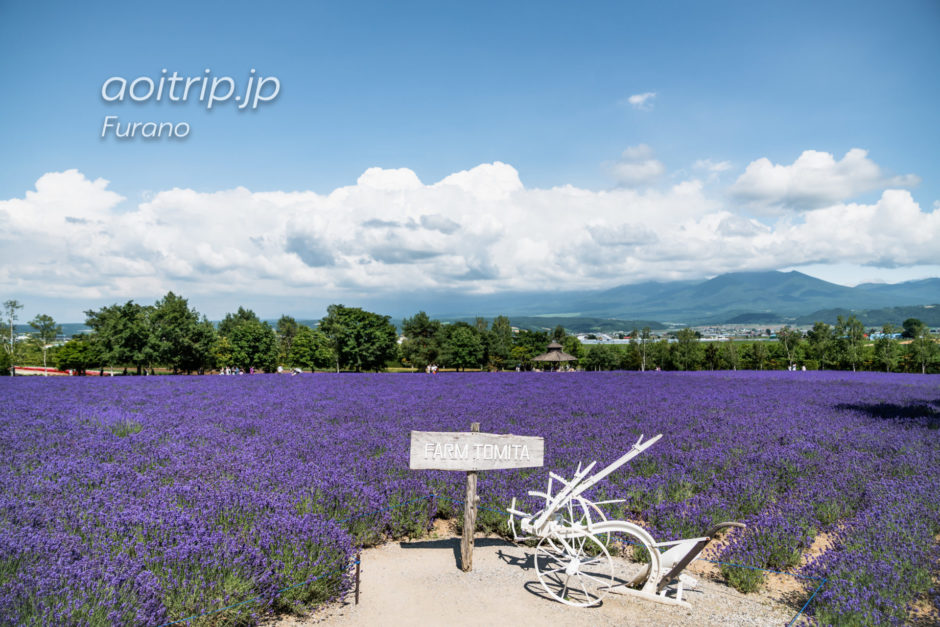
[1,371,938,625]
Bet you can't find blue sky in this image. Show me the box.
[1,1,939,321]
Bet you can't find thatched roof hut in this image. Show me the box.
[532,341,577,363]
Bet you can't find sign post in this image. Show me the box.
[409,424,544,572]
[462,422,480,572]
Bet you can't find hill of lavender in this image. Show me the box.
[1,371,937,625]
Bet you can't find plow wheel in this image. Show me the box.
[565,496,611,546]
[534,533,614,607]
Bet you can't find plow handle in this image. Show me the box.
[570,433,663,499]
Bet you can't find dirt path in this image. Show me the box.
[270,532,802,627]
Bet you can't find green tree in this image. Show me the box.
[276,315,300,363]
[84,301,154,374]
[0,349,10,375]
[288,325,334,370]
[218,307,261,338]
[620,342,640,370]
[551,325,566,343]
[776,326,802,369]
[835,315,865,372]
[673,328,701,371]
[513,329,549,355]
[722,338,741,371]
[582,344,620,370]
[749,341,769,370]
[703,342,720,370]
[562,336,583,361]
[650,338,671,370]
[217,307,278,372]
[873,324,899,373]
[901,318,926,339]
[440,322,484,371]
[488,315,513,370]
[908,323,937,374]
[54,335,102,374]
[634,327,653,372]
[150,292,216,374]
[400,311,442,370]
[229,319,278,372]
[213,335,234,370]
[4,299,23,362]
[805,322,834,369]
[509,345,532,370]
[511,329,549,370]
[319,304,398,372]
[473,317,493,369]
[187,320,216,373]
[29,314,61,374]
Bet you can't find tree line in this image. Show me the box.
[397,311,581,371]
[1,296,937,375]
[580,317,939,374]
[0,294,574,375]
[1,295,398,375]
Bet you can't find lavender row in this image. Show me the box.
[1,371,937,624]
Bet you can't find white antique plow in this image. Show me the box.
[507,434,745,608]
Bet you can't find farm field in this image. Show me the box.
[1,371,938,626]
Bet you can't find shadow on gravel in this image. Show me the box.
[495,547,535,571]
[399,536,518,570]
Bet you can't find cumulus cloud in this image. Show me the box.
[730,148,920,213]
[1,153,935,308]
[285,234,335,267]
[587,223,659,247]
[0,169,123,232]
[626,92,656,111]
[609,144,665,187]
[772,190,940,267]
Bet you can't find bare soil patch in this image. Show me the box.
[908,533,940,627]
[268,527,802,627]
[761,530,836,608]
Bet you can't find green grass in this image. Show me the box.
[109,419,142,437]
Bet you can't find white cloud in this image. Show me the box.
[356,167,423,190]
[693,159,732,173]
[771,189,940,267]
[1,152,935,311]
[730,148,920,213]
[0,169,123,233]
[626,92,656,111]
[609,144,665,187]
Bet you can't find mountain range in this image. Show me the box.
[426,271,940,327]
[22,271,940,333]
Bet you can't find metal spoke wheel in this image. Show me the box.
[566,497,610,546]
[535,533,614,607]
[538,497,610,554]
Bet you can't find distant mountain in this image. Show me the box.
[795,304,940,327]
[641,272,856,318]
[45,271,940,332]
[423,271,940,326]
[853,278,940,302]
[724,312,784,324]
[447,316,668,333]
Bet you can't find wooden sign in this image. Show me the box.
[409,424,544,573]
[409,430,544,471]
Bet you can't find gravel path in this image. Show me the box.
[270,533,804,627]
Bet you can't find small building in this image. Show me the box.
[532,341,578,370]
